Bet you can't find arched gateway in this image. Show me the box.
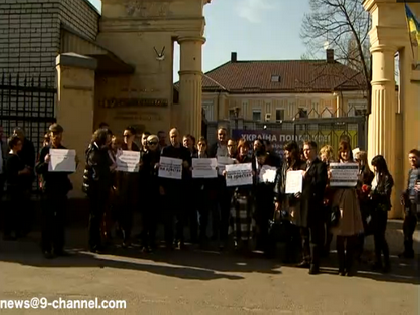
[363,0,420,218]
[55,0,211,195]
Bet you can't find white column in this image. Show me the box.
[177,36,205,139]
[368,44,400,217]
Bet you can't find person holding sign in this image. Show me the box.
[159,128,191,249]
[191,137,218,247]
[117,126,141,248]
[330,141,363,276]
[139,135,161,252]
[295,141,328,275]
[36,124,77,259]
[225,139,254,253]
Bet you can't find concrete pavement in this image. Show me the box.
[0,227,419,315]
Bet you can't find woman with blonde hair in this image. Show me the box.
[331,141,364,276]
[354,150,374,262]
[319,144,335,257]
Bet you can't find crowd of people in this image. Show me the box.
[0,124,419,276]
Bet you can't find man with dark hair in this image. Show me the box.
[158,131,167,150]
[399,149,420,259]
[36,124,77,259]
[98,122,110,129]
[13,127,35,236]
[296,140,328,274]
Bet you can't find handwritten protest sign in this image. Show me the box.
[192,158,218,178]
[159,156,182,180]
[217,156,235,176]
[116,150,141,172]
[285,170,303,194]
[330,163,359,187]
[225,163,253,187]
[259,165,277,183]
[48,149,76,172]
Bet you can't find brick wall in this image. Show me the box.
[59,0,99,42]
[0,0,99,80]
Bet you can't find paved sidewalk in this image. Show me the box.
[0,227,419,315]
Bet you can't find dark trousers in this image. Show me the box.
[163,194,185,245]
[300,223,322,266]
[187,203,198,243]
[213,189,231,242]
[403,203,418,255]
[140,209,158,248]
[255,196,274,251]
[337,235,357,272]
[88,189,109,250]
[41,192,67,253]
[120,202,134,243]
[4,190,23,237]
[373,210,390,266]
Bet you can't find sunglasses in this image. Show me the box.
[148,141,158,145]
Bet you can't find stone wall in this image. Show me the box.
[0,0,99,81]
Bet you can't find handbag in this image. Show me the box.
[330,205,341,227]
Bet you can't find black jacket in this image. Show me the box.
[83,143,112,193]
[297,158,328,227]
[36,145,73,194]
[273,159,306,203]
[371,173,394,211]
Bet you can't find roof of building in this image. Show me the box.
[175,53,367,93]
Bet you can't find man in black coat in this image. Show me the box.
[296,141,328,275]
[160,128,191,249]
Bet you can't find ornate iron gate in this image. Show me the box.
[0,73,56,161]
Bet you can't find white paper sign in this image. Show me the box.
[48,149,76,172]
[259,165,277,183]
[159,157,182,180]
[330,163,359,187]
[116,150,140,172]
[225,163,253,187]
[352,148,360,157]
[285,170,303,194]
[217,156,235,176]
[192,158,218,178]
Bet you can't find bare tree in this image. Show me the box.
[300,0,372,114]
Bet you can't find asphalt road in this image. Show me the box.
[0,227,418,315]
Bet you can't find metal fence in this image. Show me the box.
[204,105,367,152]
[0,72,56,164]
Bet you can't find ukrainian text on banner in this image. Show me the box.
[259,165,277,183]
[158,157,182,180]
[225,163,253,187]
[192,158,218,178]
[48,149,76,172]
[329,163,358,187]
[285,170,303,193]
[116,150,140,172]
[217,156,235,176]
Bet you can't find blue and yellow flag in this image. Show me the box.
[405,4,420,63]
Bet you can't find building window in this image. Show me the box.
[202,100,214,121]
[271,75,280,82]
[348,99,368,117]
[242,101,248,118]
[252,110,262,122]
[229,109,236,119]
[311,101,319,115]
[265,102,271,114]
[275,109,284,122]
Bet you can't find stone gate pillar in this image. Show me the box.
[177,36,205,139]
[56,53,97,198]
